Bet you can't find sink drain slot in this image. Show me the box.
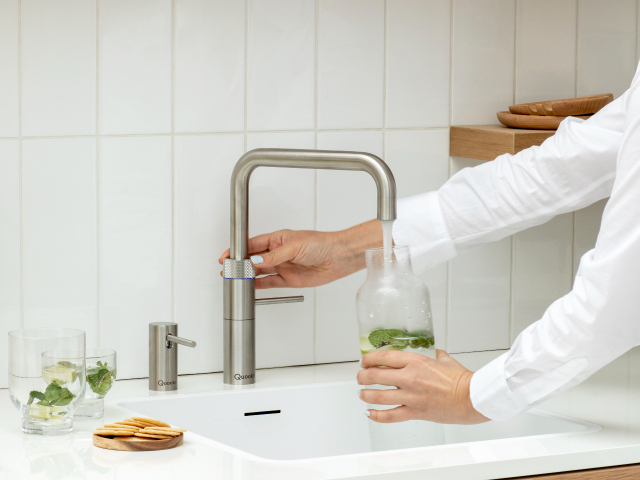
[244,410,281,417]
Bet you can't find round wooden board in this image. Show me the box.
[509,93,613,116]
[93,433,183,451]
[497,111,591,130]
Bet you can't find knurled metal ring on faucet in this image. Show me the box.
[223,259,256,279]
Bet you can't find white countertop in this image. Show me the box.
[2,350,640,480]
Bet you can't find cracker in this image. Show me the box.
[103,424,138,430]
[134,432,173,440]
[142,429,181,436]
[94,429,135,437]
[116,420,148,428]
[145,426,187,433]
[131,417,170,428]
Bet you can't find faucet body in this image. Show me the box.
[223,148,397,385]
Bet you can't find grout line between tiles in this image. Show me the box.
[575,0,580,96]
[313,0,319,365]
[171,0,176,323]
[243,0,248,153]
[445,0,453,351]
[0,126,451,142]
[512,0,517,104]
[95,0,101,346]
[18,0,23,329]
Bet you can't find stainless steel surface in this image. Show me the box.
[149,322,196,391]
[255,296,305,306]
[224,279,255,320]
[224,319,255,385]
[223,258,256,279]
[229,148,396,260]
[224,148,397,385]
[166,334,197,348]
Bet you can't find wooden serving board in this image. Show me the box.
[497,111,590,130]
[93,433,183,451]
[509,93,613,116]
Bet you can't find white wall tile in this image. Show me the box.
[174,134,245,374]
[99,0,172,135]
[0,0,19,138]
[175,0,245,133]
[22,0,96,136]
[316,131,382,363]
[451,0,515,125]
[22,139,97,343]
[384,129,450,347]
[0,140,20,388]
[451,349,507,372]
[318,0,384,129]
[248,0,315,131]
[386,0,450,128]
[511,213,573,342]
[577,0,637,98]
[447,157,511,353]
[100,137,172,379]
[247,132,317,367]
[515,0,576,104]
[573,199,607,277]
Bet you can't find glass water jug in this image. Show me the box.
[356,245,435,359]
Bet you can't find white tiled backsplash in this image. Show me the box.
[0,0,636,386]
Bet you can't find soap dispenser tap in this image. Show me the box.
[149,322,196,391]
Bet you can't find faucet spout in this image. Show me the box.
[223,148,397,385]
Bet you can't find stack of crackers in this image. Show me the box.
[93,417,186,440]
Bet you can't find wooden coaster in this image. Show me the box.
[93,433,183,451]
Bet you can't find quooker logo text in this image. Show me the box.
[234,373,255,380]
[157,380,177,386]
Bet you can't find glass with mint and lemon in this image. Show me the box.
[74,348,116,420]
[9,329,86,435]
[356,246,436,359]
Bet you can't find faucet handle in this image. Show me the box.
[166,334,196,348]
[255,296,304,306]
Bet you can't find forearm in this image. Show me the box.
[334,219,383,273]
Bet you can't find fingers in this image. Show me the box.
[255,274,287,289]
[357,366,403,387]
[254,242,298,268]
[367,406,411,424]
[361,350,418,369]
[359,388,403,406]
[435,349,450,361]
[218,248,230,264]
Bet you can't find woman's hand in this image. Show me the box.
[219,219,383,289]
[357,349,489,425]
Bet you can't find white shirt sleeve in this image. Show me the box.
[471,112,640,420]
[393,92,627,273]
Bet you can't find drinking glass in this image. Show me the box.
[8,328,85,435]
[74,348,117,420]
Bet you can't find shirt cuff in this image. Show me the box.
[469,352,530,422]
[392,191,457,274]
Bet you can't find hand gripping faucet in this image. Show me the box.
[223,148,397,385]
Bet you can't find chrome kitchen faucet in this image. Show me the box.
[223,148,397,385]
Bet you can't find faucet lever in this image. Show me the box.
[166,334,197,348]
[255,296,304,306]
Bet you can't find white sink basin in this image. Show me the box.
[118,381,600,462]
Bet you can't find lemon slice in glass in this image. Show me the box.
[42,364,77,385]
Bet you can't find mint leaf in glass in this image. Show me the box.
[87,361,116,397]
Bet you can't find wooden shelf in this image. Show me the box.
[450,124,556,161]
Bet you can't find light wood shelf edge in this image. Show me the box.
[450,125,556,162]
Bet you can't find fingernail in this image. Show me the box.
[364,411,371,417]
[357,388,362,399]
[250,256,264,265]
[359,359,362,367]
